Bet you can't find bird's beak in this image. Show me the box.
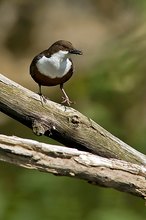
[69,49,83,55]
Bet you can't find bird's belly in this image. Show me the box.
[32,70,73,86]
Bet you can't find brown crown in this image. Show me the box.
[48,40,82,55]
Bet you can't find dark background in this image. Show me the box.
[0,0,146,219]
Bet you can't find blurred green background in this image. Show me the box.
[0,0,146,219]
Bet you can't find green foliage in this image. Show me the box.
[0,162,145,220]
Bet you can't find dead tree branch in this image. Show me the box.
[0,73,146,166]
[0,134,146,199]
[1,73,146,199]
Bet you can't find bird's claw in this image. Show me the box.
[61,96,74,106]
[38,93,48,104]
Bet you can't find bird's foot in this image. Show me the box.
[61,96,75,106]
[38,93,48,104]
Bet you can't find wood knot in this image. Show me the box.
[32,120,47,136]
[71,115,80,124]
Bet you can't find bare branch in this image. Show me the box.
[0,73,146,199]
[0,134,146,199]
[0,73,146,165]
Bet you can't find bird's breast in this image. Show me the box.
[36,55,72,79]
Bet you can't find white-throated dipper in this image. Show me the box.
[30,40,82,105]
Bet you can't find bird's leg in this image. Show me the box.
[60,84,73,106]
[38,84,47,103]
[38,84,42,96]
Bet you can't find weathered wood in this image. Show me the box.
[0,134,146,199]
[0,73,146,165]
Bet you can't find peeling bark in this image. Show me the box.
[0,73,146,199]
[0,134,146,199]
[0,73,146,165]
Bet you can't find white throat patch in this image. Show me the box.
[36,50,72,79]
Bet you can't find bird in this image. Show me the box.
[29,40,82,106]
